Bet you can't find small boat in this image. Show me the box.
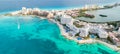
[99,14,107,17]
[17,18,20,30]
[18,23,20,30]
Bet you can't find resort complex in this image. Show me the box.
[3,2,120,52]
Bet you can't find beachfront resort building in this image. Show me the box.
[21,7,28,15]
[108,32,120,46]
[79,28,89,37]
[22,7,27,12]
[118,27,120,33]
[98,29,108,38]
[89,26,99,34]
[60,17,109,38]
[82,5,100,10]
[47,12,54,19]
[60,15,73,24]
[66,24,79,36]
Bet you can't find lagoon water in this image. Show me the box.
[78,6,120,22]
[0,0,120,54]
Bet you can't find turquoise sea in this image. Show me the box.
[0,0,120,54]
[0,16,119,54]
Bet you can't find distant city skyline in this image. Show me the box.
[0,0,119,12]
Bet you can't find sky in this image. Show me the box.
[0,0,119,12]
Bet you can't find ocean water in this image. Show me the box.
[0,16,119,54]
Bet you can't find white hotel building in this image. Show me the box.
[118,27,120,33]
[98,29,108,38]
[59,14,108,38]
[66,24,79,36]
[79,28,89,37]
[60,15,73,25]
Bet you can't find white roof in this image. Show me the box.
[61,15,72,19]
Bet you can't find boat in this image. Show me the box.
[18,23,20,30]
[17,18,20,30]
[99,14,107,17]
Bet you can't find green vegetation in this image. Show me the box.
[83,35,90,39]
[75,33,79,36]
[107,36,114,44]
[4,14,12,16]
[76,10,95,18]
[73,22,84,28]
